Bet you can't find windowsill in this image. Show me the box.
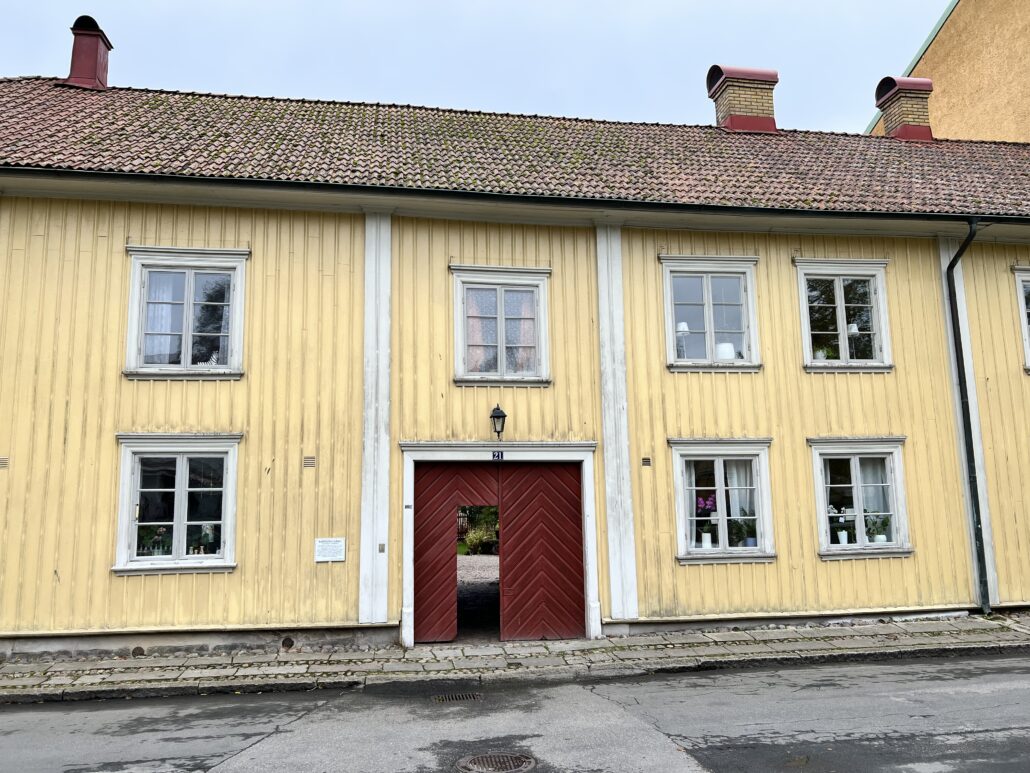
[818,547,913,561]
[123,370,244,381]
[454,377,552,387]
[804,362,894,374]
[113,561,237,575]
[667,362,762,373]
[677,552,776,565]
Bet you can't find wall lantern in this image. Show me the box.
[490,404,507,440]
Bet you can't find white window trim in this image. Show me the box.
[450,264,551,384]
[114,433,242,574]
[660,256,761,371]
[1012,266,1030,373]
[794,259,893,372]
[808,436,912,559]
[125,245,249,379]
[669,438,775,563]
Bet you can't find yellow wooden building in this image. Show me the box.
[2,19,1030,651]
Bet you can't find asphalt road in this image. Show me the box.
[1,654,1029,772]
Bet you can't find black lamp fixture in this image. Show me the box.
[490,404,507,440]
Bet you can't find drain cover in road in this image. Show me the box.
[455,752,536,772]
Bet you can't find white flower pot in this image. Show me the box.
[872,534,888,543]
[836,530,849,545]
[701,532,713,549]
[715,342,737,361]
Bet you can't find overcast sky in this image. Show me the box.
[1,1,951,133]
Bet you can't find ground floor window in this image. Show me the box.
[114,434,242,572]
[670,439,774,562]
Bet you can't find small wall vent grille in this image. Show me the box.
[303,456,317,469]
[641,457,652,467]
[0,457,8,470]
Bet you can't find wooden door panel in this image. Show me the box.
[413,463,498,643]
[499,463,585,641]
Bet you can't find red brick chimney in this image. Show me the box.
[875,76,933,141]
[62,16,113,90]
[706,65,779,132]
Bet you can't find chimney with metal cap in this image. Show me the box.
[706,65,779,132]
[63,15,113,90]
[875,76,933,141]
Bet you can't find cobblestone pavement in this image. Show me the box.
[2,613,1029,703]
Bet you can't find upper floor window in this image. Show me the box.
[809,437,911,558]
[661,257,760,371]
[451,265,551,384]
[1014,267,1030,371]
[671,439,774,563]
[125,246,248,379]
[795,259,892,371]
[114,433,242,573]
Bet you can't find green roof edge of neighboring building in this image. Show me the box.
[863,0,961,134]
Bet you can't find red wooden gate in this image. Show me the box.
[413,463,497,643]
[499,463,585,640]
[413,461,585,643]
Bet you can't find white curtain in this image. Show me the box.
[504,289,536,373]
[465,288,496,373]
[724,459,754,519]
[859,457,890,512]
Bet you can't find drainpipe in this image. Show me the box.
[945,218,991,615]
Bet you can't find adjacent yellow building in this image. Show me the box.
[2,17,1030,651]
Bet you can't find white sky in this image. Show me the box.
[1,1,952,133]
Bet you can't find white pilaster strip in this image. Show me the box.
[359,212,393,623]
[938,238,999,604]
[595,224,639,620]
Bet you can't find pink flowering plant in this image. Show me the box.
[695,493,717,534]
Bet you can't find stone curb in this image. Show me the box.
[2,639,1028,704]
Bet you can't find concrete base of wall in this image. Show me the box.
[0,625,399,661]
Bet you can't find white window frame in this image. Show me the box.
[809,437,912,559]
[661,256,761,371]
[450,264,551,384]
[795,259,892,372]
[670,439,775,563]
[114,433,242,573]
[125,246,249,379]
[1013,267,1030,372]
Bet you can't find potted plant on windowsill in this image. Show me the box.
[828,505,851,545]
[865,512,891,544]
[696,494,717,549]
[728,510,759,548]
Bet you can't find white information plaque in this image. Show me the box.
[314,537,346,563]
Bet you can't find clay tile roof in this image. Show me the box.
[2,76,1030,218]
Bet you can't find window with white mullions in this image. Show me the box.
[464,284,540,377]
[671,273,748,362]
[686,457,759,551]
[143,269,232,368]
[823,455,896,547]
[133,454,226,561]
[1014,269,1030,370]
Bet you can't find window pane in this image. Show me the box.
[826,485,855,512]
[145,303,184,334]
[193,304,230,334]
[139,490,176,522]
[713,304,743,331]
[467,316,498,346]
[505,346,537,374]
[186,524,222,556]
[808,305,838,333]
[862,485,892,514]
[828,516,857,546]
[845,305,873,332]
[191,336,229,366]
[140,457,176,489]
[467,346,498,373]
[466,287,497,317]
[675,332,707,360]
[505,318,536,346]
[136,525,173,556]
[714,332,746,360]
[848,333,876,360]
[674,304,706,332]
[503,289,535,318]
[188,457,224,488]
[147,271,186,302]
[187,491,223,522]
[806,278,836,306]
[691,519,719,549]
[194,273,231,304]
[727,518,758,547]
[144,334,183,365]
[858,457,888,485]
[672,275,703,304]
[865,513,894,543]
[842,278,871,305]
[810,334,840,361]
[710,276,742,304]
[826,458,852,485]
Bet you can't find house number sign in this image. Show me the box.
[492,451,504,460]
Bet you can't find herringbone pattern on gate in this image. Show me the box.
[499,463,585,640]
[413,463,498,643]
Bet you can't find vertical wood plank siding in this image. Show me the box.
[0,197,365,634]
[621,229,976,619]
[388,218,607,619]
[962,242,1030,605]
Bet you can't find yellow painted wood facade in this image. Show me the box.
[0,197,366,634]
[3,193,1030,638]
